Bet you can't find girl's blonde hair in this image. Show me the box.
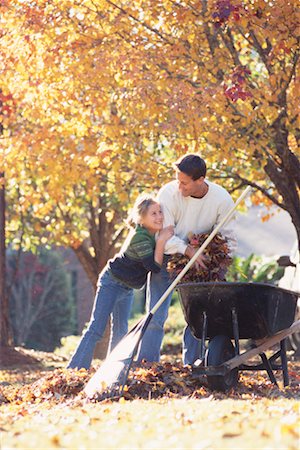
[127,193,158,227]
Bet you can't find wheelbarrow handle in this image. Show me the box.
[150,185,252,315]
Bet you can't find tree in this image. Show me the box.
[0,87,13,345]
[1,0,172,285]
[1,0,299,246]
[84,0,298,244]
[0,0,173,350]
[0,0,299,349]
[0,171,12,346]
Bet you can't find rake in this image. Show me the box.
[84,185,252,400]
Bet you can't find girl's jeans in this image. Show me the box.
[136,259,202,365]
[67,269,134,370]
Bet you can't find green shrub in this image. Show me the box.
[226,254,284,284]
[8,248,76,352]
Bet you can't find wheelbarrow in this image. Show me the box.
[177,281,300,392]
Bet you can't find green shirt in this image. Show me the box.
[108,225,161,289]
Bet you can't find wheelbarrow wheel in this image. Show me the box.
[205,335,239,392]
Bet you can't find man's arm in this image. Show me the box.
[158,186,188,255]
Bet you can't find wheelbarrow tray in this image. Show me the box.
[177,282,298,340]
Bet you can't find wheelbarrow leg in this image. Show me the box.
[200,311,207,360]
[259,352,278,386]
[231,307,240,356]
[280,339,289,387]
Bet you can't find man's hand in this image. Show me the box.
[185,245,208,270]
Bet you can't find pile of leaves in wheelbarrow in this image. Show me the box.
[167,232,232,282]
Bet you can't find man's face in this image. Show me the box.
[176,170,205,197]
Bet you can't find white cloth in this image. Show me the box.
[278,241,300,294]
[158,179,237,255]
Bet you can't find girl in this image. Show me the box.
[67,194,174,369]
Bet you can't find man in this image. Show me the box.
[136,153,237,365]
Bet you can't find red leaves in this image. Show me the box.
[167,233,232,282]
[212,0,242,28]
[223,66,253,102]
[0,90,15,117]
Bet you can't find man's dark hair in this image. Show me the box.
[174,154,207,180]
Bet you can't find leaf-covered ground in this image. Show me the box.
[0,347,299,449]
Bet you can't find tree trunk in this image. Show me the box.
[265,154,300,250]
[266,110,300,250]
[73,243,111,360]
[72,207,127,360]
[0,172,12,346]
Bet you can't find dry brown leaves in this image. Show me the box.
[0,368,90,406]
[1,359,299,409]
[167,233,232,282]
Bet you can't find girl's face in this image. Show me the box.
[140,203,164,234]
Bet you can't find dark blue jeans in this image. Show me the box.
[136,261,201,364]
[67,269,134,369]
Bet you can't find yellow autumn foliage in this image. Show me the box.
[0,0,298,270]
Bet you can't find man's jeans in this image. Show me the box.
[67,269,134,370]
[136,260,202,365]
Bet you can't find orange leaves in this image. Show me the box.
[1,351,300,450]
[1,368,89,406]
[0,0,298,258]
[1,357,300,407]
[84,155,100,170]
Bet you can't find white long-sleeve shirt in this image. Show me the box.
[158,179,237,255]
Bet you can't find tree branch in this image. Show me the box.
[220,27,241,66]
[247,29,273,75]
[104,0,173,44]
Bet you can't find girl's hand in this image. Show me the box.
[154,226,174,266]
[157,225,174,242]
